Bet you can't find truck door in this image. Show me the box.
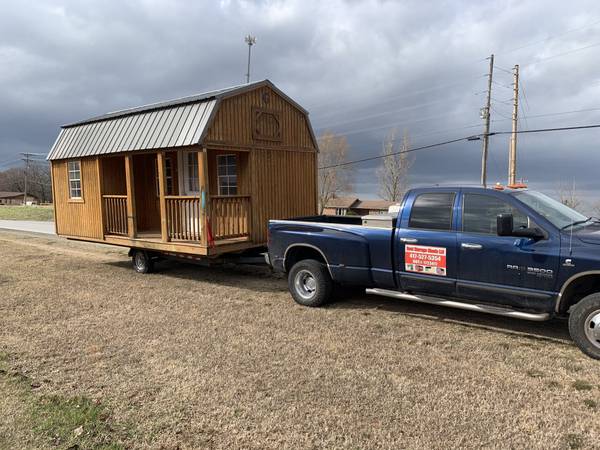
[395,190,459,297]
[456,192,560,312]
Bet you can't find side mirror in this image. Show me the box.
[497,213,547,240]
[497,213,514,236]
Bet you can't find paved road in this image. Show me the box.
[0,220,55,235]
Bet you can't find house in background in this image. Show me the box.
[323,197,397,216]
[0,192,38,205]
[322,197,359,216]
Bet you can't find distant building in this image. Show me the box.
[0,192,38,205]
[323,197,397,216]
[322,197,359,216]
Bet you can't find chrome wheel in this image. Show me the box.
[294,269,317,300]
[584,310,600,349]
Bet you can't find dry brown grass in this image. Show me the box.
[1,229,600,449]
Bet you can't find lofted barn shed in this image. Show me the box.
[47,80,318,257]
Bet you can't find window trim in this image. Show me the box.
[460,193,532,236]
[216,153,238,196]
[155,155,174,197]
[182,151,200,195]
[67,159,84,202]
[407,192,456,232]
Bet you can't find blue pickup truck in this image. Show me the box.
[268,186,600,359]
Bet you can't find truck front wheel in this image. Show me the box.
[288,259,333,307]
[569,293,600,359]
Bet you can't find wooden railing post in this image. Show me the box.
[198,149,209,246]
[124,154,137,238]
[157,151,170,242]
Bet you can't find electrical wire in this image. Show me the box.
[319,123,600,170]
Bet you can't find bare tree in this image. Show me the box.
[0,162,52,203]
[377,128,413,202]
[317,131,353,214]
[557,181,583,212]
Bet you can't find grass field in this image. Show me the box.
[0,205,54,221]
[1,229,600,449]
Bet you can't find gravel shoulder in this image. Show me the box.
[1,229,599,449]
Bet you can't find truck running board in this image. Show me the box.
[364,288,551,322]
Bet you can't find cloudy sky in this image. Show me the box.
[2,0,600,204]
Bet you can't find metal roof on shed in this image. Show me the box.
[47,79,310,161]
[48,100,216,160]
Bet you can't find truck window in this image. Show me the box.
[408,193,455,231]
[463,194,529,234]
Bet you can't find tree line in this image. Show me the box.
[0,163,52,203]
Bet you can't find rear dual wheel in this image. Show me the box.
[288,259,333,307]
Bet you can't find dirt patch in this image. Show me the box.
[1,230,600,449]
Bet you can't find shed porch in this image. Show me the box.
[98,148,253,256]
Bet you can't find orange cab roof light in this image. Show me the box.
[493,183,505,191]
[507,183,528,189]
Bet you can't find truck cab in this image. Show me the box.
[268,186,600,359]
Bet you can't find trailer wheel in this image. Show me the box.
[569,293,600,359]
[288,259,333,307]
[132,250,154,274]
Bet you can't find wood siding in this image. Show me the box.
[52,158,103,239]
[204,85,315,150]
[101,156,126,195]
[249,148,317,243]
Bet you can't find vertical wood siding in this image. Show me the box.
[204,86,315,149]
[52,158,103,239]
[249,149,317,243]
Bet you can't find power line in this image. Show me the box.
[319,136,469,170]
[495,18,600,56]
[309,75,486,114]
[319,123,600,170]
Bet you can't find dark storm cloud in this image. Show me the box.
[1,0,600,203]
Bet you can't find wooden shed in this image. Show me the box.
[47,80,318,257]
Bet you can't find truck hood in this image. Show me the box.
[573,223,600,245]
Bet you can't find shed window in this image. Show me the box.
[68,160,82,199]
[217,154,237,196]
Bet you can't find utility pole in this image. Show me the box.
[508,64,520,186]
[244,35,256,84]
[21,152,30,206]
[480,54,494,187]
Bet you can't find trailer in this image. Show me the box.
[47,80,318,270]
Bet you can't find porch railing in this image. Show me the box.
[210,195,251,240]
[103,195,128,236]
[165,196,201,241]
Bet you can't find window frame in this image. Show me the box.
[461,193,532,236]
[216,154,238,196]
[67,159,83,202]
[155,155,175,196]
[407,192,456,232]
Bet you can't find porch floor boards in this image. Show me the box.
[102,232,254,257]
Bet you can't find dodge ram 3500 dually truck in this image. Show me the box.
[267,186,600,359]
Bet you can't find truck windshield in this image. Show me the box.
[512,190,587,230]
